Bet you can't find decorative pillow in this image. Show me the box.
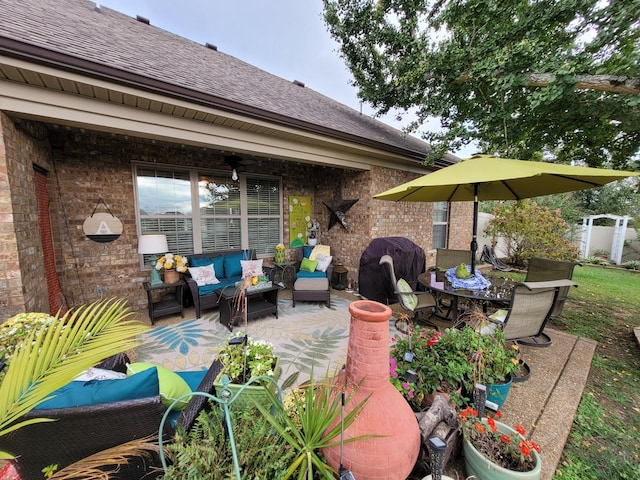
[396,278,418,311]
[300,257,318,273]
[309,244,330,261]
[188,264,220,286]
[315,253,333,273]
[74,367,126,381]
[189,256,214,267]
[35,367,159,410]
[126,362,192,410]
[224,251,247,278]
[190,255,225,279]
[241,259,263,278]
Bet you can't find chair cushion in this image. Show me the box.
[296,270,326,279]
[294,278,329,291]
[241,259,263,278]
[190,255,225,279]
[309,245,330,261]
[224,251,247,278]
[300,257,318,272]
[126,362,192,410]
[35,367,159,410]
[397,278,418,311]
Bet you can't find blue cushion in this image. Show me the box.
[176,370,208,391]
[197,277,238,296]
[303,246,313,258]
[35,367,159,410]
[223,251,248,278]
[296,270,327,279]
[191,255,225,279]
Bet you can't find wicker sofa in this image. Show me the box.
[0,360,222,480]
[185,249,257,318]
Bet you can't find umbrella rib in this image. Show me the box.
[551,174,603,188]
[501,180,522,199]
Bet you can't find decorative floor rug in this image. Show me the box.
[136,295,360,382]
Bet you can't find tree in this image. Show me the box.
[323,0,640,168]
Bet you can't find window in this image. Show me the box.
[432,202,449,249]
[136,165,281,258]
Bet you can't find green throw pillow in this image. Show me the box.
[126,362,192,410]
[396,278,418,311]
[300,257,318,272]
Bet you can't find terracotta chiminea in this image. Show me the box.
[322,300,420,479]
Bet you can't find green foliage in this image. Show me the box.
[161,406,296,479]
[0,299,148,460]
[621,260,640,270]
[484,200,579,266]
[323,0,640,168]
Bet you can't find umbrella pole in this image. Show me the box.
[471,185,478,275]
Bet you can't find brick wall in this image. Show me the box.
[2,118,473,317]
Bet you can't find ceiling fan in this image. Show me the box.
[224,155,255,181]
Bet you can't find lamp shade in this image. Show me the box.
[138,234,168,254]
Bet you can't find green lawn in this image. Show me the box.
[507,265,640,479]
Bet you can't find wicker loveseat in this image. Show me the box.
[185,249,257,318]
[0,360,222,480]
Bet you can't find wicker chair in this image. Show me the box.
[0,360,222,480]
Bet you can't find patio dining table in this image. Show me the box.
[418,270,516,323]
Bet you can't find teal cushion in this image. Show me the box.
[127,362,192,410]
[224,252,247,278]
[35,367,159,410]
[190,256,214,267]
[176,370,208,391]
[296,270,326,278]
[303,246,314,258]
[300,257,318,272]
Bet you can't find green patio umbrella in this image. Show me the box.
[375,155,639,273]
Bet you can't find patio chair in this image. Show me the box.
[379,255,437,327]
[476,279,577,347]
[432,248,474,320]
[525,257,580,321]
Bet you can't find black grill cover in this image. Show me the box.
[358,237,426,304]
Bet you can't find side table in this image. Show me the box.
[267,261,296,288]
[143,280,185,324]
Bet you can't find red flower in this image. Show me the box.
[474,423,485,434]
[500,434,511,444]
[531,441,541,452]
[519,440,531,456]
[487,417,497,432]
[495,410,503,418]
[515,424,526,436]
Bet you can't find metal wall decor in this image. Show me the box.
[82,198,123,243]
[323,184,358,231]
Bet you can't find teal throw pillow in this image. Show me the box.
[300,257,318,273]
[35,367,159,410]
[126,362,192,410]
[396,278,418,311]
[224,251,247,278]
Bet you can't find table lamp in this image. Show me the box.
[138,234,168,286]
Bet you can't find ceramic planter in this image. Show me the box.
[214,357,280,411]
[486,375,513,410]
[463,419,541,480]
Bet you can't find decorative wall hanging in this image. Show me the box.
[288,195,312,247]
[82,198,123,243]
[323,185,358,231]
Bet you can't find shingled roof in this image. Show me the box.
[0,0,457,167]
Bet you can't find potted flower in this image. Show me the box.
[155,253,188,283]
[390,326,471,410]
[274,243,286,263]
[459,406,541,479]
[214,332,281,410]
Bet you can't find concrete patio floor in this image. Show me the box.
[136,288,596,480]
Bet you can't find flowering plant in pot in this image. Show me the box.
[155,253,188,272]
[459,406,541,479]
[390,326,471,410]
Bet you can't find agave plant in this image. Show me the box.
[0,298,149,461]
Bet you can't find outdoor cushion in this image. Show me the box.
[197,276,240,296]
[300,257,318,272]
[126,362,191,410]
[315,253,332,272]
[35,367,159,410]
[224,251,247,278]
[241,259,263,278]
[188,264,220,287]
[296,270,327,279]
[190,255,225,279]
[397,278,418,311]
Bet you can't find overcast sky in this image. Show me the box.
[98,0,474,157]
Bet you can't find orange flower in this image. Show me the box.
[515,424,526,436]
[519,440,531,456]
[531,441,541,452]
[474,423,485,434]
[487,417,498,432]
[500,434,511,444]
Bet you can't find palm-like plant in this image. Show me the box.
[0,298,149,460]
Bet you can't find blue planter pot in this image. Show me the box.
[486,376,512,410]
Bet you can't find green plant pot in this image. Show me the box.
[486,376,513,410]
[214,357,280,411]
[463,420,541,480]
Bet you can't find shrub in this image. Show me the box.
[485,200,579,266]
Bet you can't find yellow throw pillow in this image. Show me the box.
[309,244,330,261]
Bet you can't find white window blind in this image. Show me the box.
[432,202,449,249]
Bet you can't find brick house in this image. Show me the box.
[0,0,473,318]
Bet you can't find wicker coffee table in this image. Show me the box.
[218,284,279,331]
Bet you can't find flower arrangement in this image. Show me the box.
[459,406,540,472]
[217,332,279,387]
[155,253,188,272]
[275,243,286,263]
[0,312,59,382]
